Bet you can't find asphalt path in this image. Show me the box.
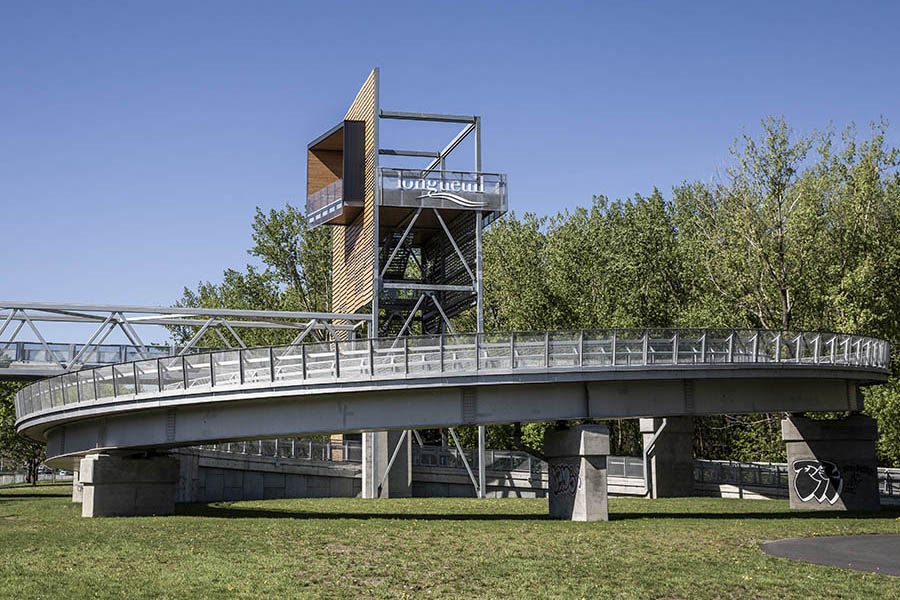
[761,535,900,576]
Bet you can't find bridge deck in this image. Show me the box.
[12,328,890,467]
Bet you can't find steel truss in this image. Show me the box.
[375,108,488,497]
[0,301,370,372]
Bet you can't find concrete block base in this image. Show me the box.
[71,469,83,503]
[640,416,694,498]
[782,415,880,512]
[544,424,610,521]
[79,454,179,518]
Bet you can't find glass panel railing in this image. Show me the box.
[306,179,343,224]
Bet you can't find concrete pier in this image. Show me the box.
[640,416,694,498]
[543,424,610,521]
[71,469,83,503]
[362,430,411,499]
[79,453,178,518]
[782,415,880,512]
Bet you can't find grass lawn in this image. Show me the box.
[1,484,899,599]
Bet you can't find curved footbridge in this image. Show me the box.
[14,328,890,519]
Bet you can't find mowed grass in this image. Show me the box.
[1,484,900,599]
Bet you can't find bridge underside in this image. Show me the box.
[37,373,864,469]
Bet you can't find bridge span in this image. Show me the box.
[11,327,890,519]
[15,328,888,462]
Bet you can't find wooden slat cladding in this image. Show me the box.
[307,149,342,196]
[331,69,378,315]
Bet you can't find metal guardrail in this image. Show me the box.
[184,442,900,501]
[14,329,890,422]
[0,342,215,370]
[694,459,900,501]
[199,439,362,463]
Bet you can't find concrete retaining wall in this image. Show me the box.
[172,447,649,502]
[173,448,362,503]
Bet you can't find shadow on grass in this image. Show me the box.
[610,509,900,521]
[177,504,551,521]
[177,503,900,522]
[0,492,70,499]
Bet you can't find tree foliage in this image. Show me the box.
[0,381,44,483]
[170,117,900,465]
[175,205,332,347]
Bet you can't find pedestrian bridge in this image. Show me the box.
[14,328,889,469]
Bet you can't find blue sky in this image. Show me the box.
[2,1,899,342]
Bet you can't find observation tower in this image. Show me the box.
[306,68,507,338]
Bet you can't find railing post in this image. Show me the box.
[511,332,516,369]
[544,330,550,368]
[404,336,409,375]
[775,332,781,363]
[269,347,276,382]
[610,330,617,366]
[112,366,119,397]
[727,332,734,363]
[814,334,820,364]
[133,362,139,395]
[475,333,481,371]
[368,337,375,377]
[157,358,163,392]
[700,329,707,363]
[672,331,679,365]
[334,340,340,379]
[642,330,649,365]
[301,343,307,380]
[578,330,584,367]
[182,355,188,390]
[93,369,98,400]
[209,352,215,388]
[752,331,759,363]
[439,333,445,373]
[796,335,802,364]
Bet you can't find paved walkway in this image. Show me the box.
[761,535,900,576]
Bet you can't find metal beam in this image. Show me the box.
[378,149,440,158]
[380,110,476,124]
[433,208,476,285]
[448,427,480,496]
[424,122,477,173]
[382,282,475,293]
[0,312,360,330]
[0,301,370,323]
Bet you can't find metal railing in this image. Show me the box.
[14,329,890,422]
[198,439,362,463]
[306,179,343,225]
[694,459,900,501]
[0,342,214,370]
[182,442,900,502]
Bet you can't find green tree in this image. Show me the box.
[176,204,332,347]
[0,382,44,484]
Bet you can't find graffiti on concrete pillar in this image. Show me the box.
[549,462,580,497]
[792,459,842,504]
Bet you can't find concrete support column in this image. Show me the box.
[543,424,610,521]
[79,453,179,518]
[361,430,411,499]
[782,414,880,512]
[640,416,694,498]
[71,469,83,503]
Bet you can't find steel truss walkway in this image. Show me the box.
[0,301,370,379]
[13,328,889,469]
